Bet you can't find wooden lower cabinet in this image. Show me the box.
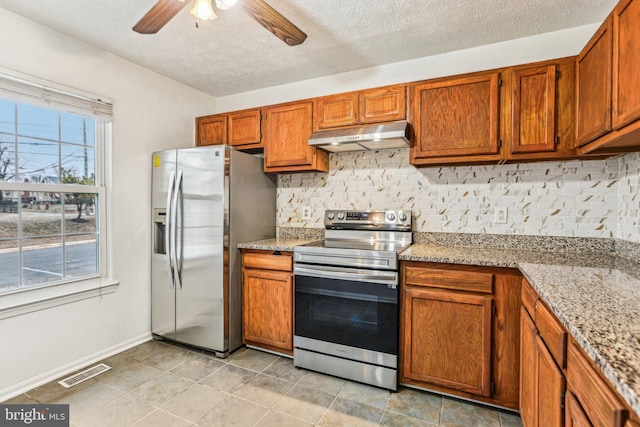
[241,250,294,355]
[400,262,521,409]
[402,286,493,396]
[566,339,630,427]
[520,280,567,427]
[566,391,594,427]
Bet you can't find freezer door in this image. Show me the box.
[175,146,226,351]
[151,150,177,340]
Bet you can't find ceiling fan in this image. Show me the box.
[133,0,307,46]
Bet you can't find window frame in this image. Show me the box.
[0,70,117,319]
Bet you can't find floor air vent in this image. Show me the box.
[58,363,112,388]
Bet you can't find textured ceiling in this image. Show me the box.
[0,0,617,97]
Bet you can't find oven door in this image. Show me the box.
[294,264,398,362]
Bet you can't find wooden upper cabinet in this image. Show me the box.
[410,72,501,164]
[314,92,359,130]
[402,286,493,397]
[511,65,557,154]
[359,85,406,124]
[228,109,262,148]
[196,115,227,146]
[576,18,613,146]
[196,108,263,150]
[313,84,406,130]
[612,0,640,129]
[265,101,329,173]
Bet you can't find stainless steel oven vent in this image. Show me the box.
[58,363,111,388]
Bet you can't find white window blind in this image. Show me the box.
[0,72,113,120]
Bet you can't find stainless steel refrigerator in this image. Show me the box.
[151,145,276,357]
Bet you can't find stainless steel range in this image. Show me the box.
[293,209,412,390]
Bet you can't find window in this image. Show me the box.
[0,70,114,306]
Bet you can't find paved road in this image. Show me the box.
[0,242,97,291]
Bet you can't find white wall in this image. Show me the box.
[618,153,640,243]
[215,24,599,113]
[0,8,216,398]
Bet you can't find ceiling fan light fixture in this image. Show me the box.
[190,0,217,21]
[215,0,237,10]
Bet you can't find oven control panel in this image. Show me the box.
[324,209,412,230]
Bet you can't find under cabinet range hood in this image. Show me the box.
[308,121,410,152]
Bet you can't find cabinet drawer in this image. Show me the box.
[242,251,292,272]
[536,300,567,369]
[521,279,539,319]
[404,265,494,294]
[567,341,629,427]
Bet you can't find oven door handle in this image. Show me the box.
[294,264,398,286]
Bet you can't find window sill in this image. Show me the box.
[0,277,119,320]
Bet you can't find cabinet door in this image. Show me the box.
[411,73,500,160]
[196,115,227,146]
[566,392,593,427]
[613,0,640,129]
[576,19,612,146]
[242,268,293,351]
[228,109,261,147]
[402,287,492,396]
[265,101,315,168]
[359,85,406,124]
[511,65,557,153]
[537,335,566,427]
[314,92,358,130]
[520,307,538,427]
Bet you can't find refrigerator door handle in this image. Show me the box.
[166,171,176,288]
[173,169,183,290]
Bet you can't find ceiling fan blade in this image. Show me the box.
[133,0,190,34]
[238,0,307,46]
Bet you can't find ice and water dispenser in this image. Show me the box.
[153,208,167,255]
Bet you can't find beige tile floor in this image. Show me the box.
[3,340,523,427]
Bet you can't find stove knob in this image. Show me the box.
[337,212,345,220]
[327,212,335,220]
[386,212,396,221]
[399,213,408,222]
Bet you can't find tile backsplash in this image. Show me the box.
[276,148,640,241]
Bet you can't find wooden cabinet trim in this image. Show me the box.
[567,340,629,427]
[404,264,494,294]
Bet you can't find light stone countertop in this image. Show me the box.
[400,243,640,417]
[240,238,640,416]
[237,237,320,252]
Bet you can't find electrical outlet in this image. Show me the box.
[301,206,311,221]
[494,207,508,224]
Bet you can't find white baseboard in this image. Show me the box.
[0,332,152,402]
